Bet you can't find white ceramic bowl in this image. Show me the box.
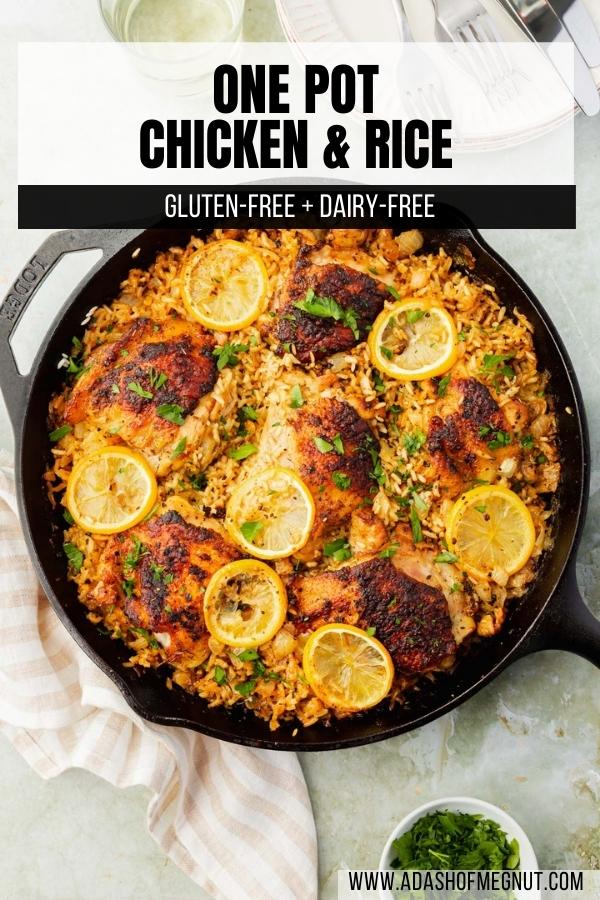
[378,796,539,900]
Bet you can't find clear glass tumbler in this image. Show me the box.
[99,0,245,92]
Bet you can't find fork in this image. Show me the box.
[392,0,455,122]
[433,0,522,106]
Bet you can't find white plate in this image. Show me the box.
[276,0,600,150]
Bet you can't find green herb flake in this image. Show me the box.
[332,471,351,491]
[228,443,258,461]
[157,403,185,426]
[332,434,344,455]
[450,582,461,593]
[63,509,75,525]
[49,424,72,443]
[406,308,425,325]
[403,431,426,456]
[240,405,259,422]
[131,626,159,649]
[213,342,249,371]
[171,437,187,459]
[237,649,260,662]
[111,384,120,395]
[234,679,257,697]
[537,453,548,465]
[365,626,376,637]
[64,542,84,573]
[379,543,400,559]
[323,538,352,562]
[313,436,333,454]
[289,384,304,409]
[122,578,135,599]
[127,381,153,400]
[148,368,168,390]
[409,506,423,544]
[240,521,263,542]
[294,288,360,339]
[475,505,487,514]
[189,471,207,491]
[213,665,227,685]
[488,430,511,451]
[482,352,516,380]
[521,435,535,449]
[372,371,386,394]
[437,375,451,398]
[434,551,459,564]
[124,536,147,570]
[386,284,401,300]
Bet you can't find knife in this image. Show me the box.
[499,0,600,115]
[548,0,600,67]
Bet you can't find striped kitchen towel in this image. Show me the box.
[0,459,317,900]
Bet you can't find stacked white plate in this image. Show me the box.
[275,0,600,150]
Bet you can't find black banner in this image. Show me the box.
[18,185,576,229]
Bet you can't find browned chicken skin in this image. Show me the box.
[88,510,241,660]
[272,245,389,363]
[64,317,217,457]
[427,377,523,498]
[289,557,456,673]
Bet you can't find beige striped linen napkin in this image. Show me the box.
[0,459,318,900]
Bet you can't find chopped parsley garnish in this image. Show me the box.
[323,538,352,562]
[365,626,376,637]
[313,436,333,454]
[294,288,360,339]
[228,443,258,461]
[289,384,304,409]
[157,403,185,426]
[537,453,548,465]
[434,551,459,564]
[149,562,173,584]
[189,471,207,490]
[213,665,227,685]
[386,284,401,300]
[379,543,400,558]
[437,375,451,398]
[363,433,385,487]
[482,353,515,380]
[332,434,344,455]
[71,335,83,352]
[49,424,72,443]
[240,521,263,542]
[171,437,187,459]
[63,509,74,525]
[148,368,167,390]
[131,627,159,649]
[406,309,425,325]
[332,471,351,490]
[475,505,487,513]
[111,384,120,395]
[66,355,85,375]
[238,649,260,662]
[390,809,520,871]
[521,435,534,449]
[122,578,135,599]
[234,680,257,697]
[488,429,511,450]
[128,381,153,399]
[450,582,461,593]
[478,425,492,437]
[403,431,426,456]
[124,536,147,570]
[372,371,386,394]
[381,346,394,360]
[240,405,258,422]
[213,342,249,371]
[409,506,423,543]
[64,542,84,573]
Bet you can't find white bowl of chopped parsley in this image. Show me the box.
[378,797,539,899]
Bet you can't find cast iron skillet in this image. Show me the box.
[1,227,599,751]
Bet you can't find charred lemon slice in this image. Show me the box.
[182,239,268,332]
[225,467,315,560]
[203,559,287,648]
[368,299,458,381]
[66,446,157,535]
[446,485,536,582]
[302,623,394,711]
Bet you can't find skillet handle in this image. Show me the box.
[519,564,600,668]
[0,229,128,429]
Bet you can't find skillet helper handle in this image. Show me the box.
[0,230,116,428]
[522,564,600,668]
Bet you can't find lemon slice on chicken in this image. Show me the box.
[368,299,458,381]
[203,559,287,648]
[446,485,536,583]
[225,467,315,560]
[302,624,394,712]
[66,446,157,535]
[182,239,268,332]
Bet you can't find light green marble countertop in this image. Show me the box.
[1,2,600,898]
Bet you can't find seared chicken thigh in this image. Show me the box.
[88,510,241,660]
[290,556,457,673]
[64,317,218,470]
[427,377,525,498]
